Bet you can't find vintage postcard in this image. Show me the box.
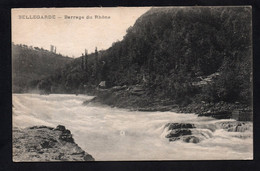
[12,7,253,161]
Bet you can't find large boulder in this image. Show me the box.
[164,123,200,143]
[98,81,106,89]
[13,125,94,162]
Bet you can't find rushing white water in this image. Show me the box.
[12,94,253,160]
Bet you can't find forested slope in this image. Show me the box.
[12,44,73,93]
[38,7,252,107]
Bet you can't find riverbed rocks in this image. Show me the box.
[164,123,200,143]
[13,125,94,162]
[216,121,253,132]
[164,121,252,144]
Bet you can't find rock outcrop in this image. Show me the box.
[216,121,253,132]
[164,123,200,143]
[164,121,252,143]
[13,125,94,162]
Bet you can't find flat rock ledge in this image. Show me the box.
[13,125,94,162]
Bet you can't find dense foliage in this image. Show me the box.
[12,44,73,93]
[29,7,252,106]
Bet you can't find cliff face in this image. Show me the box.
[13,125,94,162]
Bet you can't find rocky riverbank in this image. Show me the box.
[13,125,94,162]
[83,87,252,121]
[163,121,253,143]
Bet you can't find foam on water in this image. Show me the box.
[12,94,253,160]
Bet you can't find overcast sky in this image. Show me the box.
[12,7,151,57]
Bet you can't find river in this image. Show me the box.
[12,94,253,160]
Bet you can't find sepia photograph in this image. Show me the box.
[12,7,253,161]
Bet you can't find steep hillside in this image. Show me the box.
[12,44,73,93]
[40,7,252,109]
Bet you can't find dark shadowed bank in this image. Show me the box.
[13,125,94,162]
[84,87,252,121]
